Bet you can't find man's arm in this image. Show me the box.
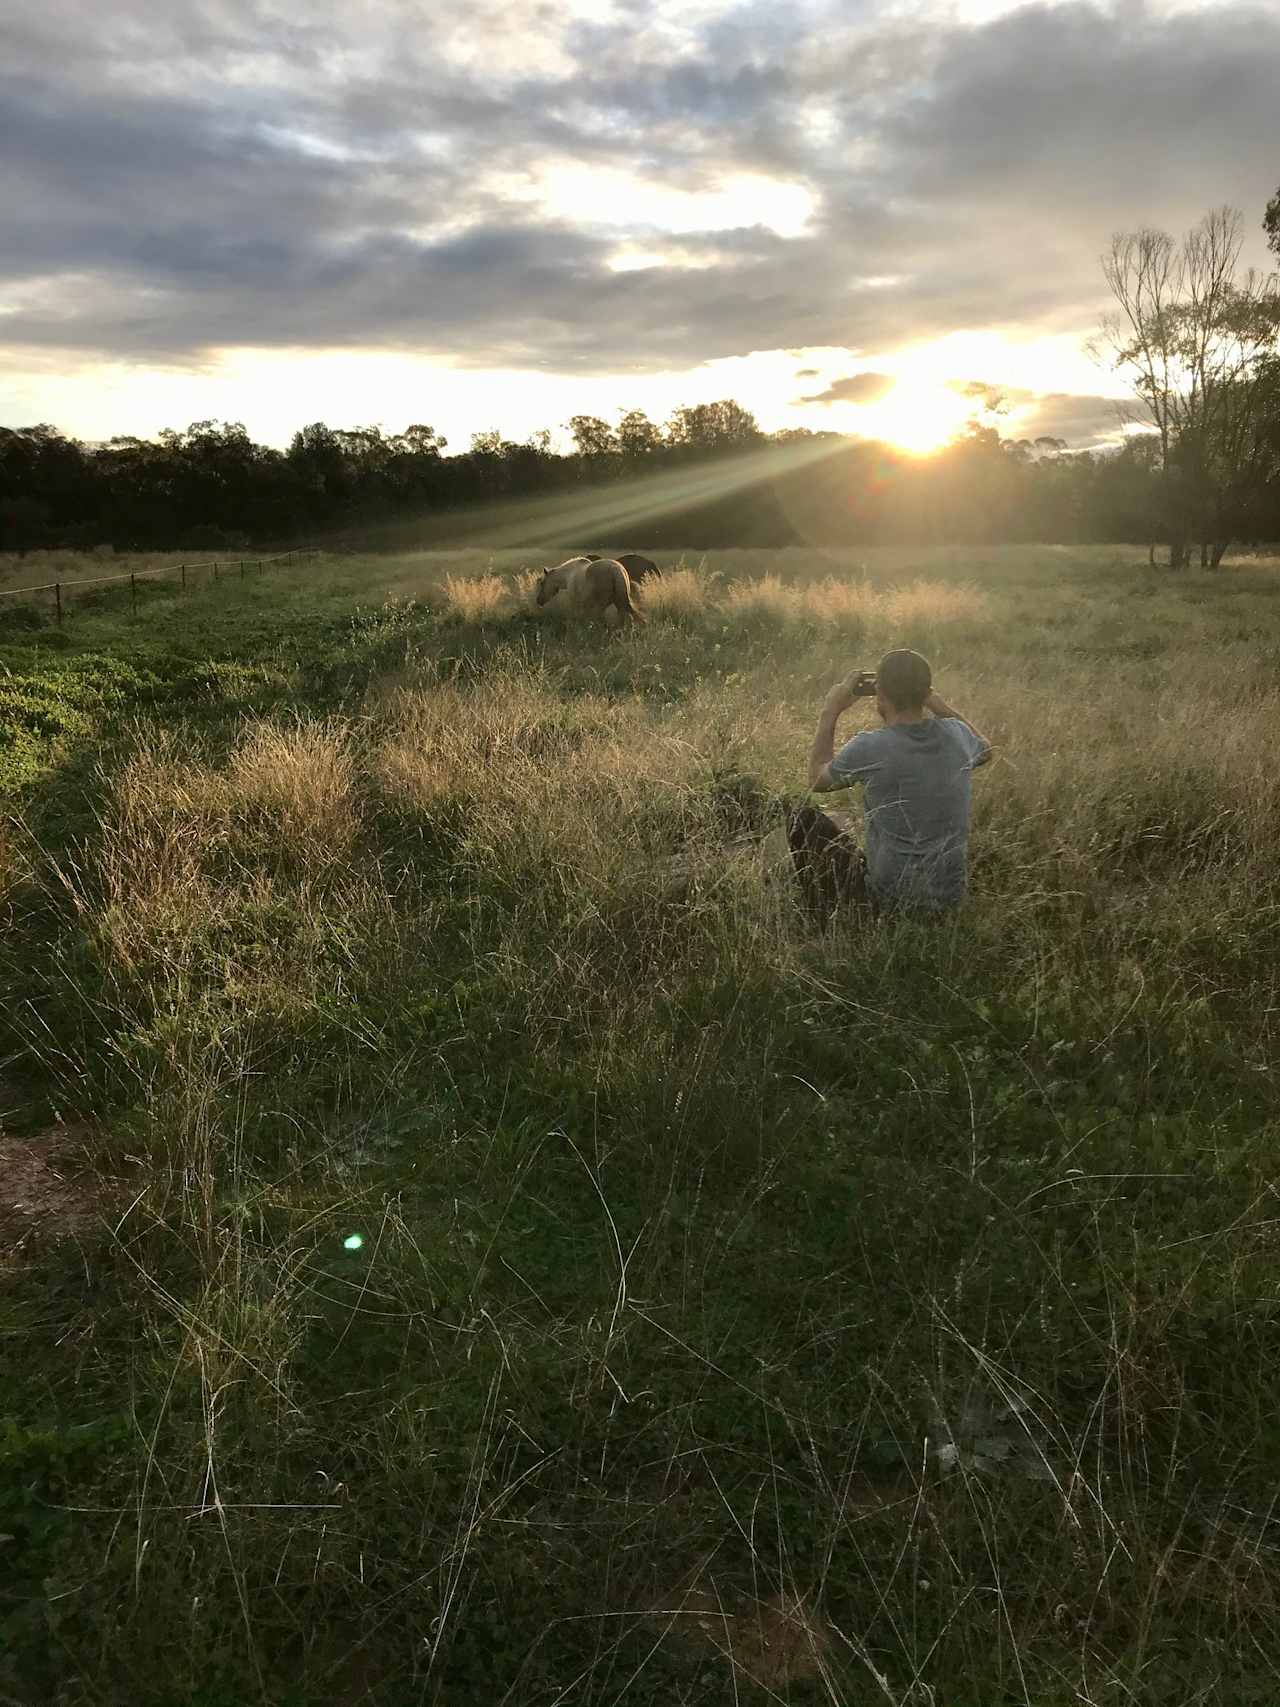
[927,691,992,767]
[808,682,855,791]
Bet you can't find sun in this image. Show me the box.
[862,381,976,454]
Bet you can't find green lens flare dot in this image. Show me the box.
[343,1233,364,1251]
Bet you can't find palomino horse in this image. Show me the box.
[534,557,645,628]
[585,552,662,587]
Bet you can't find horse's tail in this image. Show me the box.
[611,561,645,623]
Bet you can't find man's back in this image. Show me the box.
[830,717,989,909]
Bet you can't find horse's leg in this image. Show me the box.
[602,603,622,632]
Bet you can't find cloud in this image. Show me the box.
[798,371,896,405]
[939,379,1129,446]
[948,378,1007,406]
[1,0,1279,382]
[794,366,820,378]
[1013,391,1132,448]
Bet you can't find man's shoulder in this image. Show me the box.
[851,724,920,770]
[848,725,897,753]
[838,725,899,765]
[935,716,990,762]
[830,723,894,783]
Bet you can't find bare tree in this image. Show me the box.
[1093,208,1279,567]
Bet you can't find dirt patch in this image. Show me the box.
[0,1126,108,1264]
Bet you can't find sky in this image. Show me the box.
[2,0,1277,455]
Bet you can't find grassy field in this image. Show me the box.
[3,543,1280,1705]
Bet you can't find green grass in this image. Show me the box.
[3,544,1280,1705]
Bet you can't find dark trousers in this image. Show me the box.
[785,805,871,924]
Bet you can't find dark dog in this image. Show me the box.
[785,805,870,924]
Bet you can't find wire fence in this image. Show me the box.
[0,547,323,625]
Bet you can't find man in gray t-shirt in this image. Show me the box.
[797,648,991,915]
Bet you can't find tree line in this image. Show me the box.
[0,407,1189,555]
[3,202,1278,562]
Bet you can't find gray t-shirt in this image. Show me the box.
[829,717,990,910]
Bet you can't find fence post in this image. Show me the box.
[130,572,136,613]
[240,559,245,581]
[55,582,62,625]
[181,562,186,590]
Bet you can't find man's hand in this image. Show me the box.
[811,676,864,790]
[823,672,876,717]
[927,688,968,721]
[822,678,857,718]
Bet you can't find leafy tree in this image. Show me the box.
[567,415,617,459]
[665,400,762,454]
[1090,436,1162,554]
[394,424,446,457]
[1094,207,1280,566]
[288,422,354,505]
[384,424,447,509]
[616,409,663,460]
[0,426,89,547]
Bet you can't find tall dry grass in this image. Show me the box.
[87,721,388,1046]
[631,562,986,644]
[638,566,715,622]
[882,575,986,623]
[371,667,723,902]
[9,544,1280,1704]
[100,721,358,904]
[435,571,514,622]
[223,720,358,864]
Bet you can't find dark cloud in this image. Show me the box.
[1,0,1279,382]
[799,371,895,405]
[943,378,1132,447]
[794,367,820,378]
[937,381,1127,447]
[1015,392,1132,448]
